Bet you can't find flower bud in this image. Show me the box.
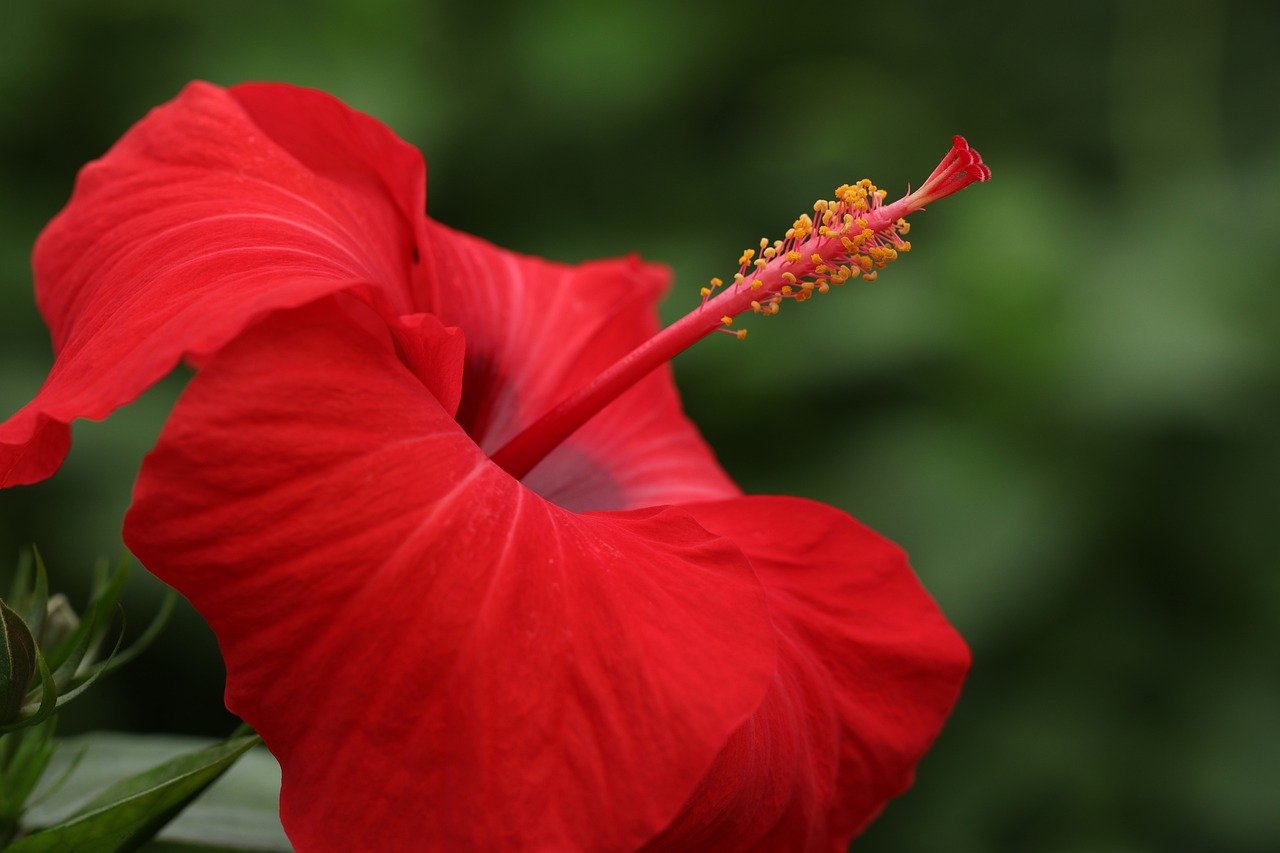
[0,601,38,724]
[40,593,80,652]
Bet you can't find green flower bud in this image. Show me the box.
[0,601,38,725]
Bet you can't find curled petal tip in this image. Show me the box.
[909,136,991,208]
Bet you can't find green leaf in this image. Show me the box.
[0,717,58,825]
[10,734,262,852]
[26,743,86,811]
[0,601,38,723]
[25,733,288,851]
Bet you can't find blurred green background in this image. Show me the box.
[1,0,1277,850]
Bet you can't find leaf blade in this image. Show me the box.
[10,734,261,852]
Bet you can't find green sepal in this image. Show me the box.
[46,559,128,681]
[16,550,49,646]
[6,551,31,605]
[8,733,261,852]
[50,590,176,709]
[50,618,124,711]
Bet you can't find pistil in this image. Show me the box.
[490,137,990,481]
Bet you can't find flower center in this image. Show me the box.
[490,137,990,481]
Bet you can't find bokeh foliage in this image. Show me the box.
[1,1,1277,850]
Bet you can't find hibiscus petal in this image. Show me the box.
[648,498,970,848]
[421,222,739,511]
[0,81,427,486]
[124,298,776,851]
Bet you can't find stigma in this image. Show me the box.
[699,136,990,329]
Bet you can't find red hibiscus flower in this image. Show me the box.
[0,83,985,850]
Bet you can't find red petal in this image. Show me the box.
[421,224,739,510]
[1,81,428,486]
[648,498,970,848]
[124,299,776,851]
[5,79,735,508]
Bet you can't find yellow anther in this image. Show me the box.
[791,214,813,240]
[735,329,748,341]
[703,165,932,317]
